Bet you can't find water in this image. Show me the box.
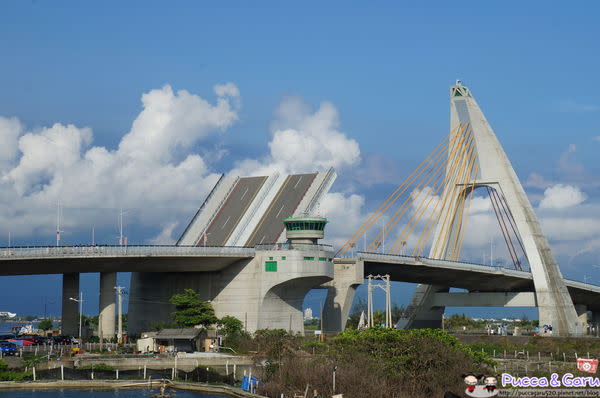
[0,389,228,398]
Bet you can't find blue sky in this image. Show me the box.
[1,1,599,319]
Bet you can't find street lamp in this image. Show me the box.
[69,292,83,342]
[332,365,337,394]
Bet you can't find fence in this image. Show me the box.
[0,245,255,259]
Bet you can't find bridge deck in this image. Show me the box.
[0,245,254,275]
[355,252,600,312]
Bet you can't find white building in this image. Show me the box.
[304,308,313,321]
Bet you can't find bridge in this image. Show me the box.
[1,81,597,338]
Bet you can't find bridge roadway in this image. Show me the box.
[357,252,600,312]
[0,245,255,275]
[2,246,599,312]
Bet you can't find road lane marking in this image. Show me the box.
[240,187,249,201]
[294,176,303,189]
[221,216,230,230]
[275,204,284,218]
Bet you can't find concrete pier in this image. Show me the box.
[322,259,364,333]
[61,273,79,336]
[99,272,116,340]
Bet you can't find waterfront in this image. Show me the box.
[0,389,228,398]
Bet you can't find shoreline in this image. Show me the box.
[0,380,265,397]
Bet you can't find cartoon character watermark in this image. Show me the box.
[462,373,498,397]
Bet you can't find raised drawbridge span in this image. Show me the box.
[336,82,583,336]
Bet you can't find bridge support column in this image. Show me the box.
[321,259,364,333]
[99,272,116,341]
[398,284,448,329]
[61,273,79,336]
[575,304,589,335]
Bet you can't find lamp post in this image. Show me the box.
[69,292,83,341]
[43,301,55,320]
[115,286,127,344]
[332,365,337,394]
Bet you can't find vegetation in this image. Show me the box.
[37,318,53,331]
[170,289,219,328]
[256,327,493,398]
[443,313,538,331]
[218,315,247,339]
[0,359,32,381]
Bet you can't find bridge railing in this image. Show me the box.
[255,242,333,252]
[0,245,255,259]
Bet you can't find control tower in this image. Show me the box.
[283,215,328,245]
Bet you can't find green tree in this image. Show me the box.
[219,315,246,339]
[169,289,218,328]
[38,319,53,331]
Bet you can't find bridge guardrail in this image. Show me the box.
[255,242,333,252]
[0,245,255,259]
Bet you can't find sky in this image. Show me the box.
[1,1,599,319]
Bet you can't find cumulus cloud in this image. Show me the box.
[0,83,240,240]
[148,221,179,245]
[319,192,365,247]
[539,184,587,209]
[232,95,360,176]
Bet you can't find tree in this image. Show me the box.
[169,289,218,328]
[219,315,245,339]
[38,319,53,331]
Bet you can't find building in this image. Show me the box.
[304,308,313,321]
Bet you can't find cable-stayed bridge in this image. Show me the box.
[1,82,597,337]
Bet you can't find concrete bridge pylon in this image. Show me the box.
[403,82,581,336]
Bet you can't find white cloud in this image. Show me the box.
[320,192,365,247]
[539,184,587,209]
[526,172,553,189]
[232,96,360,176]
[0,83,239,239]
[558,144,585,178]
[148,221,179,245]
[595,136,600,142]
[118,84,238,164]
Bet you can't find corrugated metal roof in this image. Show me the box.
[155,328,203,340]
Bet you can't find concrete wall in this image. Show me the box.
[128,248,334,336]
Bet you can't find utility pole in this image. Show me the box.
[381,218,385,253]
[119,208,123,246]
[385,275,392,327]
[115,286,127,344]
[69,292,83,341]
[367,274,392,327]
[490,236,494,266]
[367,275,371,327]
[56,200,63,247]
[363,232,366,253]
